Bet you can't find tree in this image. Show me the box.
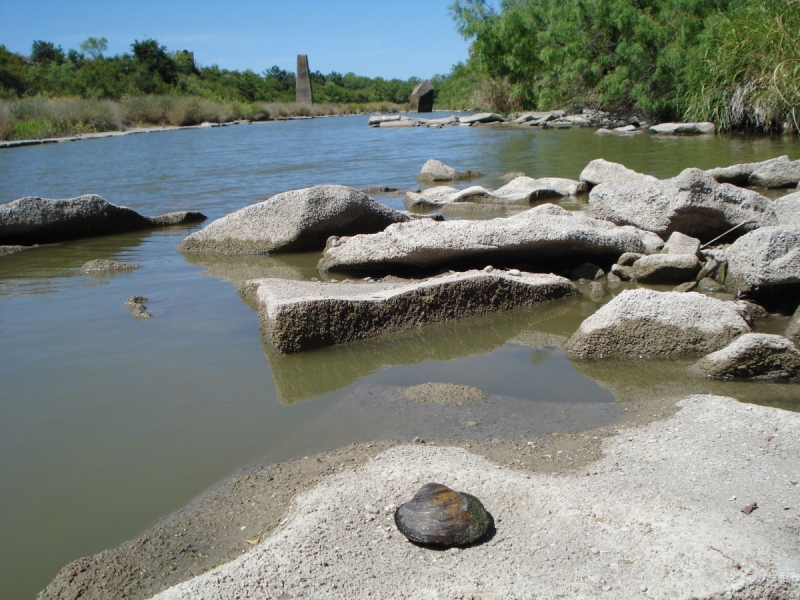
[31,40,65,65]
[132,39,177,85]
[79,37,108,60]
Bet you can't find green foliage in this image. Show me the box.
[31,40,65,65]
[447,0,800,130]
[80,37,108,60]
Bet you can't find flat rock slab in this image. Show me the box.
[458,113,505,125]
[319,203,664,274]
[693,333,800,380]
[240,270,577,352]
[149,395,800,600]
[405,177,586,209]
[0,195,202,245]
[565,289,751,358]
[178,185,410,254]
[589,167,776,241]
[631,253,701,283]
[81,259,141,274]
[579,158,658,187]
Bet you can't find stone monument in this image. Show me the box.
[296,54,313,105]
[409,80,434,112]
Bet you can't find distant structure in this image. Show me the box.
[409,80,434,112]
[296,54,313,105]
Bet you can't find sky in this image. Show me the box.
[0,0,473,80]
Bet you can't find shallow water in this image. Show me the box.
[2,115,800,598]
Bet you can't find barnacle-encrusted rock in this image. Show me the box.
[394,483,490,546]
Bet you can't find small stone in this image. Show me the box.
[508,269,522,276]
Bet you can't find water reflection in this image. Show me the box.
[181,250,322,286]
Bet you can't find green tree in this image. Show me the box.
[79,37,108,60]
[31,40,65,65]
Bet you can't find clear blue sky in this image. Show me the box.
[0,0,473,80]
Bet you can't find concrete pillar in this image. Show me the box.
[296,54,313,105]
[410,80,434,112]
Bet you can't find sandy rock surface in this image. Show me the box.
[725,227,800,299]
[579,158,658,187]
[565,289,751,358]
[693,333,800,380]
[319,203,663,273]
[150,395,800,600]
[178,185,409,254]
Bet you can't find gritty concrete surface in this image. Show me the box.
[149,394,800,600]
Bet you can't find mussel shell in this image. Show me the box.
[394,482,489,546]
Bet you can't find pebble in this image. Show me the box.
[508,269,522,276]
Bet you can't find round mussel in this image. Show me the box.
[394,482,490,546]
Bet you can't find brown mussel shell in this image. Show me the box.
[394,482,490,546]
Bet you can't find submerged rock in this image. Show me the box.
[394,483,490,546]
[458,113,505,125]
[81,259,141,274]
[240,269,577,353]
[588,167,776,242]
[564,289,751,358]
[319,204,663,274]
[0,195,204,245]
[692,333,800,381]
[405,177,586,208]
[178,185,410,254]
[649,122,716,134]
[124,296,151,321]
[416,159,484,182]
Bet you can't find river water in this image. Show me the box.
[2,115,800,598]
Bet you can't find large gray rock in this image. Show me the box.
[649,122,716,134]
[319,203,664,273]
[707,155,800,189]
[579,159,658,187]
[631,253,701,283]
[692,333,800,380]
[240,270,577,352]
[403,186,459,209]
[178,185,409,254]
[662,232,701,256]
[409,80,434,112]
[0,195,205,245]
[417,160,483,182]
[725,227,800,298]
[564,289,751,358]
[589,167,776,241]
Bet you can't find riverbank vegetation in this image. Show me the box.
[0,38,411,140]
[444,0,800,132]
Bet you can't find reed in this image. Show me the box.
[0,96,406,140]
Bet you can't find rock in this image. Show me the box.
[295,54,313,104]
[588,167,776,242]
[617,252,645,267]
[426,116,459,126]
[673,281,698,292]
[458,113,505,125]
[610,263,634,281]
[409,80,434,112]
[595,128,613,135]
[318,203,664,274]
[579,159,658,187]
[613,125,638,132]
[606,272,622,285]
[240,269,578,352]
[357,186,399,194]
[394,483,490,546]
[564,289,751,358]
[498,171,527,182]
[178,185,410,254]
[697,277,725,293]
[662,232,701,256]
[124,296,151,321]
[0,194,202,245]
[407,177,585,208]
[707,155,800,189]
[649,122,716,134]
[773,191,800,228]
[571,263,605,281]
[81,259,141,274]
[146,211,207,226]
[588,281,606,301]
[513,111,556,124]
[785,306,800,345]
[692,333,800,380]
[396,383,488,406]
[368,115,401,126]
[725,227,800,301]
[379,118,420,128]
[439,202,508,217]
[631,254,701,283]
[417,160,484,182]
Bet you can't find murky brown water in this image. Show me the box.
[2,116,800,598]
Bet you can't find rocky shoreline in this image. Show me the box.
[6,146,800,598]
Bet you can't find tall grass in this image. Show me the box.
[0,96,406,141]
